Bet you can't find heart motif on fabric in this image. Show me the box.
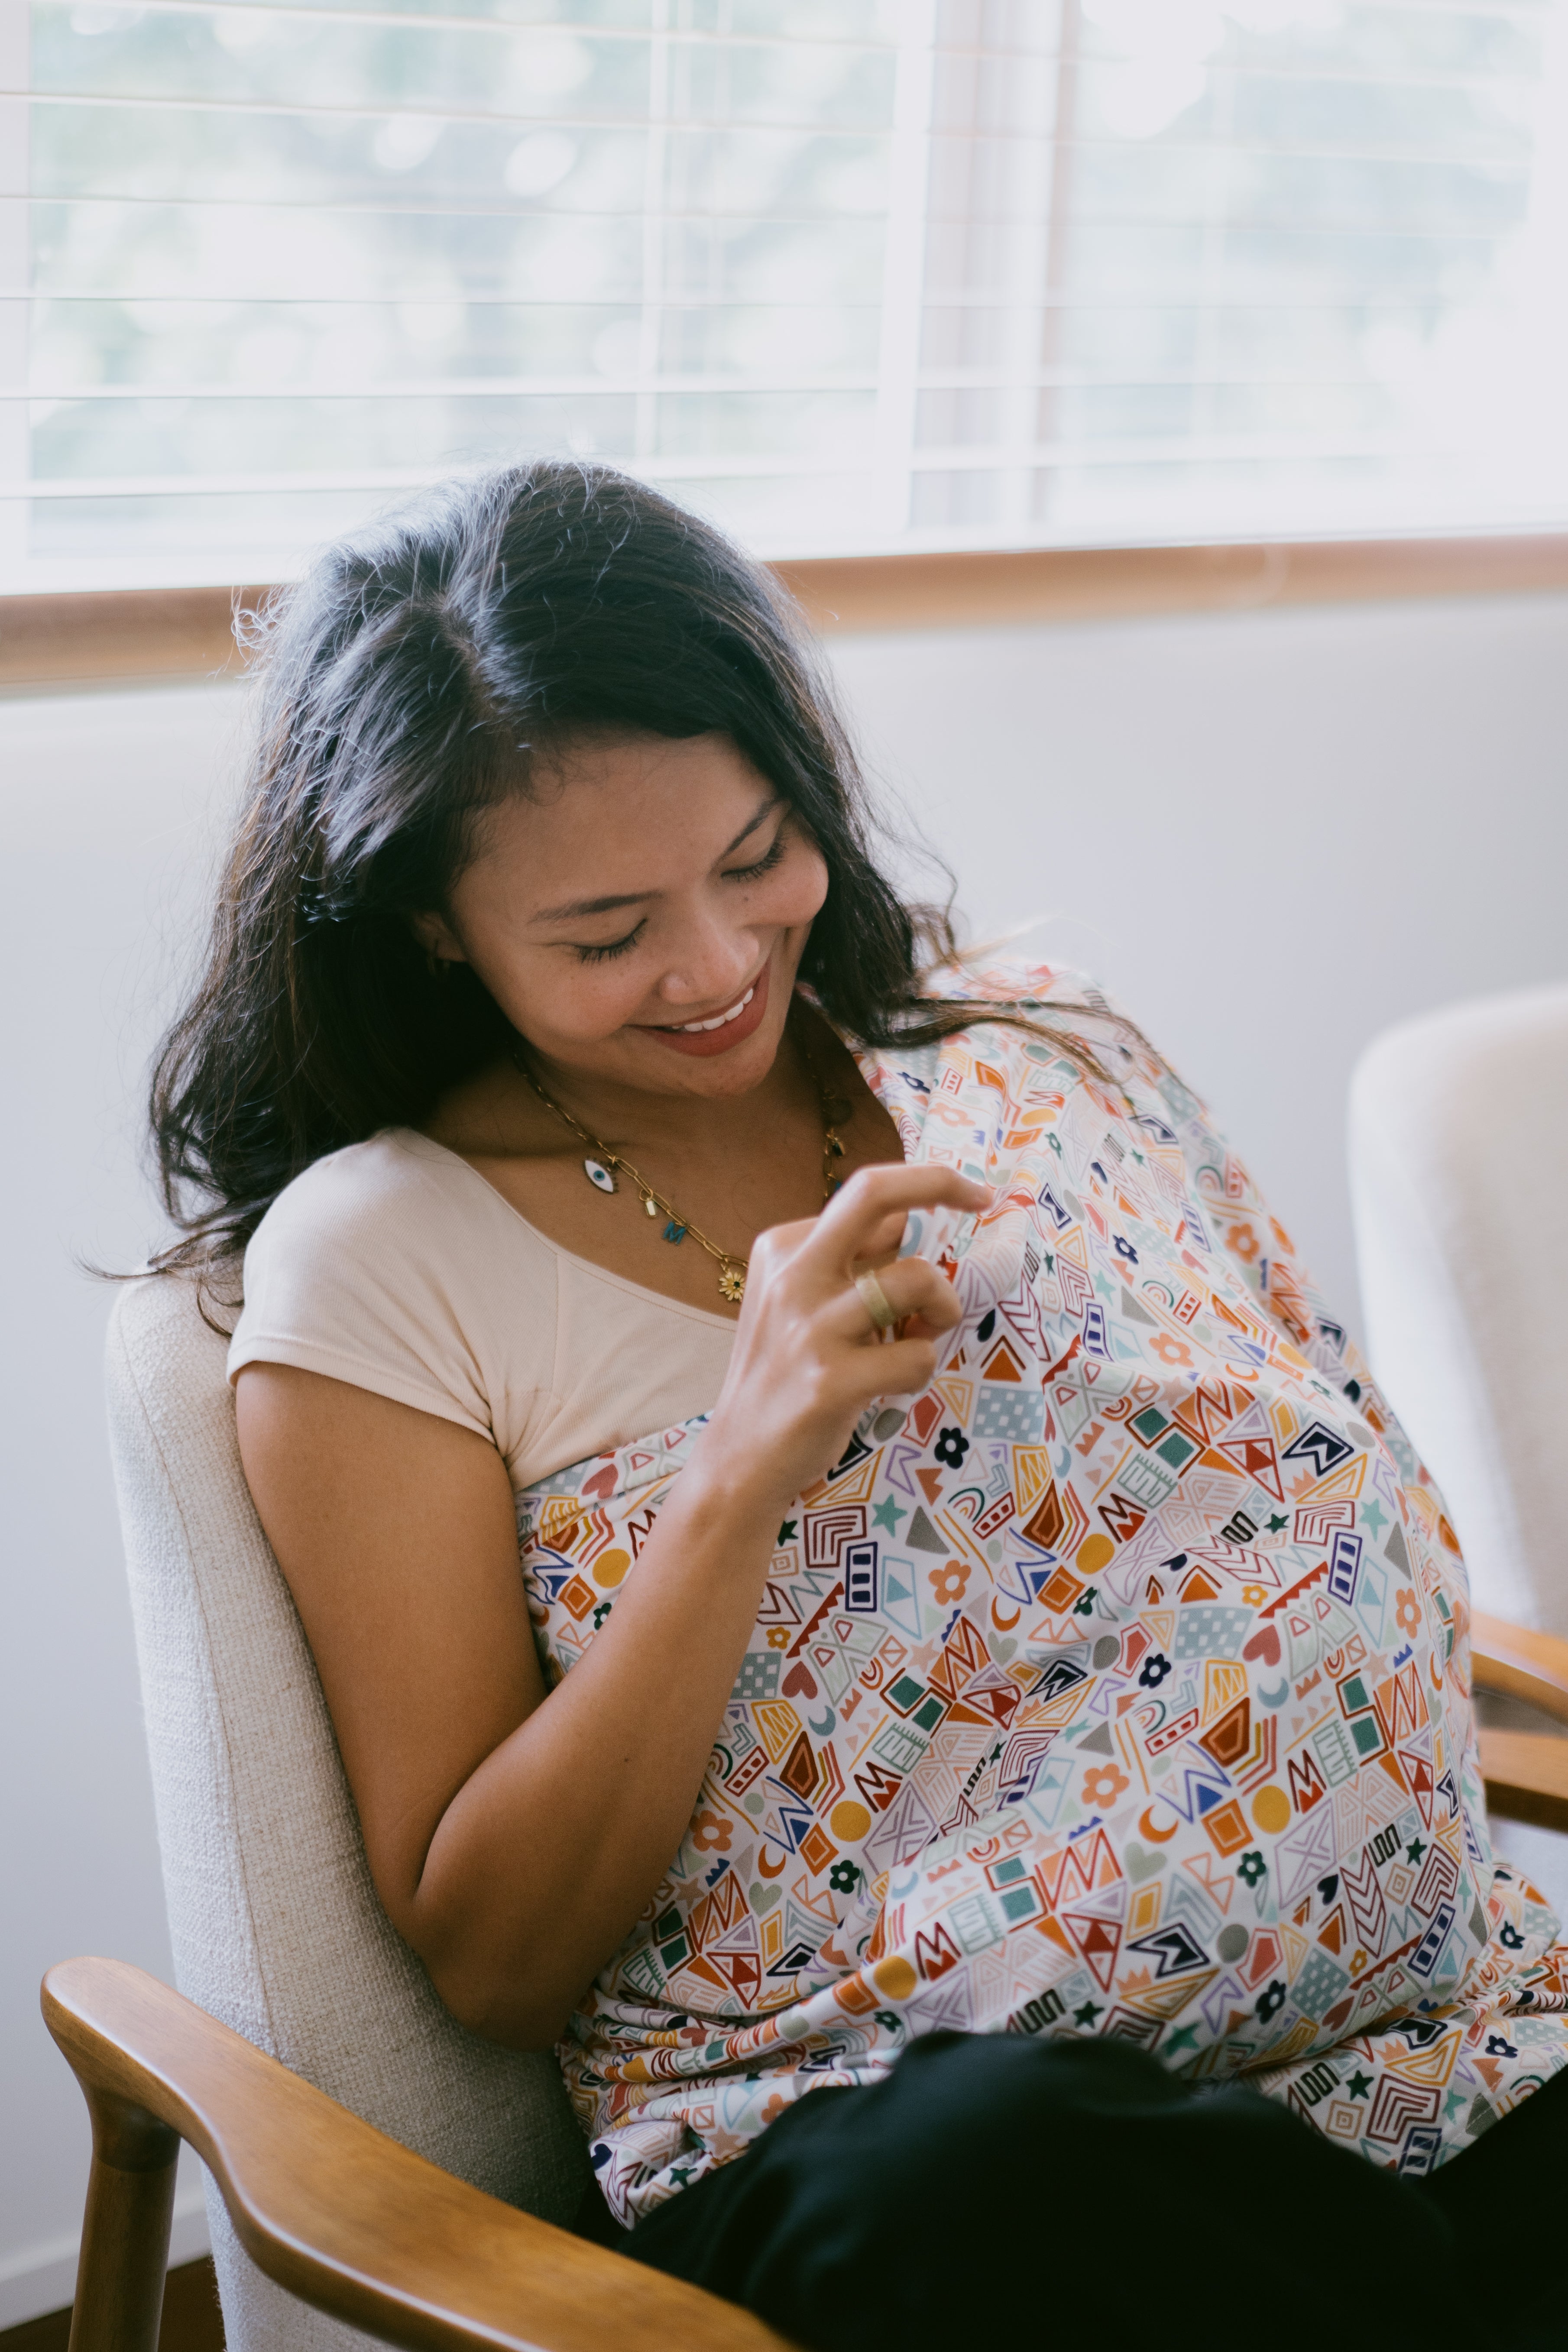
[1243,1623,1282,1667]
[1124,1843,1166,1883]
[782,1660,818,1699]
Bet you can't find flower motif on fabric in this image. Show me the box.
[1082,1763,1130,1810]
[518,965,1568,2231]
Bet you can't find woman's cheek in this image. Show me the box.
[576,966,657,1038]
[504,956,641,1047]
[774,842,830,929]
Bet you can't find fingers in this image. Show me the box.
[855,1332,943,1396]
[825,1254,961,1344]
[806,1162,991,1277]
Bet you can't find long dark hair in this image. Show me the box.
[149,460,1113,1282]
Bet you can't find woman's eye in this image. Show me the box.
[573,921,646,965]
[726,833,787,884]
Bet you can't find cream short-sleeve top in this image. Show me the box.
[227,1128,736,1490]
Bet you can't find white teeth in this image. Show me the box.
[674,984,755,1034]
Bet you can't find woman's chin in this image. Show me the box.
[631,1020,789,1098]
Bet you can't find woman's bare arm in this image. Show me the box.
[236,1163,987,2049]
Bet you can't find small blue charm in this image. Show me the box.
[663,1221,687,1244]
[583,1158,617,1195]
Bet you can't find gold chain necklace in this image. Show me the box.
[512,1029,850,1305]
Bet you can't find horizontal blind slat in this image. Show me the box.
[6,0,1568,590]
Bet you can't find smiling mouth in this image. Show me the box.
[658,982,757,1035]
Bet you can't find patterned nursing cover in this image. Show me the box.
[516,966,1568,2228]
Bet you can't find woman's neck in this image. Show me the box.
[521,1005,837,1160]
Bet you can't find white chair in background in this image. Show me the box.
[1348,980,1568,1639]
[1350,979,1568,1911]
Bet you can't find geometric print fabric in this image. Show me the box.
[516,966,1568,2227]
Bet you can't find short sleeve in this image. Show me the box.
[227,1131,556,1450]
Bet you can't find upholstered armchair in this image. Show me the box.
[47,982,1568,2352]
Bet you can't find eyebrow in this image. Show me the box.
[529,794,780,925]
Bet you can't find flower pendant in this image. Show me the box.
[718,1263,746,1304]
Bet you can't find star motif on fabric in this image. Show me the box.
[529,1024,1568,2219]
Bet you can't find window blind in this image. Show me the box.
[3,0,1567,593]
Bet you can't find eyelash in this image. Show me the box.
[574,922,646,965]
[569,832,788,964]
[727,833,787,884]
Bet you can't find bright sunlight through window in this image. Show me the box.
[3,0,1568,591]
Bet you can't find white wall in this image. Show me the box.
[0,686,244,2325]
[2,587,1565,2320]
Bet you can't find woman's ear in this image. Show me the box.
[410,909,468,968]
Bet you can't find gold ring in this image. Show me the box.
[855,1269,899,1332]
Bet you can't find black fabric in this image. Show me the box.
[577,2033,1568,2351]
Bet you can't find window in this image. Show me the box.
[4,0,1568,593]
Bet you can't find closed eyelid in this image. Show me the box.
[725,831,786,878]
[718,794,783,860]
[531,798,781,927]
[571,919,647,963]
[568,835,781,957]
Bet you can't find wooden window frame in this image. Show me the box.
[3,533,1568,691]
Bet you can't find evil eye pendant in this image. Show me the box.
[583,1158,618,1195]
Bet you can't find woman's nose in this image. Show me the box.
[655,915,757,1010]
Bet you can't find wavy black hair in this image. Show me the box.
[149,460,1108,1280]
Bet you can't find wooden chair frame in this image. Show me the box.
[42,1615,1568,2352]
[40,1958,790,2352]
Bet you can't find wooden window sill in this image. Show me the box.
[3,534,1568,692]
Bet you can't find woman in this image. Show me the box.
[154,463,1567,2351]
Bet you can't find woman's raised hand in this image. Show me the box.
[699,1163,993,1523]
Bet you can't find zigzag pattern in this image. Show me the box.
[514,969,1568,2229]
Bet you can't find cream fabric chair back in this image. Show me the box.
[1348,980,1568,1640]
[104,1274,590,2352]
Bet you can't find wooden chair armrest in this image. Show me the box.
[1471,1610,1568,1729]
[42,1957,793,2352]
[1477,1729,1568,1837]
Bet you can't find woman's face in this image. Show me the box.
[418,730,830,1100]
